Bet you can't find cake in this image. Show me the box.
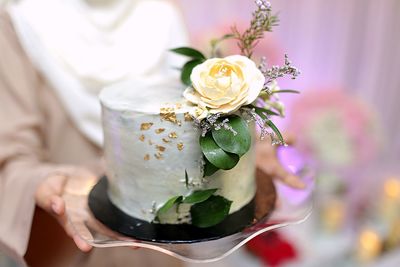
[100,79,256,226]
[98,0,300,229]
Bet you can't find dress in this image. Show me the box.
[0,10,182,267]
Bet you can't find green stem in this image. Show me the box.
[210,34,235,58]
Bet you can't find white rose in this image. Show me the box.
[183,55,265,119]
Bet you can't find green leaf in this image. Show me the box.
[272,89,300,94]
[265,120,285,144]
[157,195,183,215]
[203,157,219,177]
[200,133,240,170]
[211,116,251,156]
[170,47,206,60]
[190,195,232,228]
[182,189,218,204]
[252,106,285,144]
[181,59,204,86]
[251,105,279,117]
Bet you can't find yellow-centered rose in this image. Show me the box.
[183,55,265,119]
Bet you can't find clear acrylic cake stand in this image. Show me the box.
[63,170,314,263]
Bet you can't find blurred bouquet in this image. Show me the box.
[286,89,382,229]
[282,89,400,265]
[287,89,381,171]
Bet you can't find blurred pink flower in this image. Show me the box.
[286,89,381,169]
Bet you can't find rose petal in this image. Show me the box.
[201,95,234,106]
[201,84,225,99]
[199,97,222,108]
[229,84,249,106]
[244,70,265,105]
[209,97,248,114]
[225,55,258,70]
[183,87,201,105]
[228,72,244,96]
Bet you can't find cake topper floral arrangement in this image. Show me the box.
[172,0,300,173]
[156,0,300,227]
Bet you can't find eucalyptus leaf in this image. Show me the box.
[157,195,182,215]
[182,188,218,204]
[252,106,285,143]
[200,133,239,170]
[203,157,219,177]
[170,47,206,60]
[181,59,204,86]
[190,195,232,228]
[211,116,251,156]
[272,89,300,94]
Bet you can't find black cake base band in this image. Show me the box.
[88,177,256,243]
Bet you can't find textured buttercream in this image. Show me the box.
[100,79,256,224]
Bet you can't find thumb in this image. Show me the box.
[35,174,68,212]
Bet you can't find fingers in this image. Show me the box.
[281,173,306,189]
[36,172,93,252]
[49,194,92,252]
[54,207,93,252]
[36,174,68,212]
[258,160,306,189]
[271,163,306,189]
[50,195,65,216]
[64,221,93,252]
[283,132,296,145]
[73,234,92,252]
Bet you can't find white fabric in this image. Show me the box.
[8,0,188,145]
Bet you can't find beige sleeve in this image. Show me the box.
[0,11,69,256]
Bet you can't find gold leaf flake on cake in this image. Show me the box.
[139,134,145,142]
[162,138,171,143]
[156,145,166,152]
[155,128,165,134]
[148,140,153,145]
[160,107,174,113]
[160,107,178,124]
[144,154,150,161]
[168,132,178,139]
[177,120,182,126]
[184,112,193,121]
[140,122,154,130]
[154,152,163,160]
[175,103,182,109]
[177,142,184,151]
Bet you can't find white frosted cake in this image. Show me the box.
[96,0,299,231]
[100,79,256,225]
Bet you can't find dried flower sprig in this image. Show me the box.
[240,107,285,145]
[193,113,237,137]
[231,0,279,58]
[259,55,301,89]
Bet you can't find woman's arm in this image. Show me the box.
[0,11,91,255]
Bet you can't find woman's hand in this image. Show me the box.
[256,136,305,189]
[35,168,95,252]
